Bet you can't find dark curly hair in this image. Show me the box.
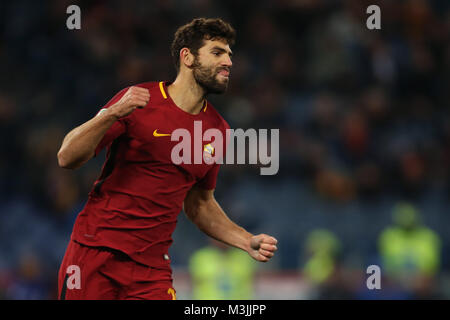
[171,18,236,73]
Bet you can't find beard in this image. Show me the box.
[192,58,229,94]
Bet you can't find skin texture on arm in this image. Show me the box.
[184,187,278,262]
[57,108,118,169]
[57,86,150,169]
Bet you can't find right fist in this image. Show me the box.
[110,86,150,119]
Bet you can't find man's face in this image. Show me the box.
[192,39,233,94]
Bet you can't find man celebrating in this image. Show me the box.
[57,18,278,300]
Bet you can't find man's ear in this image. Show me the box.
[180,48,195,69]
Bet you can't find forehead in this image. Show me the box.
[200,39,232,52]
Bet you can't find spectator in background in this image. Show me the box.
[303,229,341,285]
[301,229,354,299]
[3,252,51,300]
[189,239,256,300]
[378,202,442,299]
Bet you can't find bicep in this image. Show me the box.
[185,186,215,205]
[183,186,215,220]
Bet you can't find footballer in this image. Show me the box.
[57,17,278,300]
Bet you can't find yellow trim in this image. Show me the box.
[168,288,176,300]
[160,81,206,112]
[153,129,171,137]
[159,81,167,99]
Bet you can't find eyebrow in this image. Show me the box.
[211,46,233,57]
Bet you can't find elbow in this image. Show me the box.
[58,148,92,170]
[57,150,70,169]
[57,148,76,169]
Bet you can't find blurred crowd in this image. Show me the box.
[0,0,449,299]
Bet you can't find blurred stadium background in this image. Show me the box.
[0,0,449,299]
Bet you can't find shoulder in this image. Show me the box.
[109,81,161,100]
[133,81,161,91]
[379,227,400,241]
[417,227,440,242]
[130,81,168,105]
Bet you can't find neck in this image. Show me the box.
[166,72,206,115]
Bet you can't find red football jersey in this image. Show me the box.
[71,81,229,270]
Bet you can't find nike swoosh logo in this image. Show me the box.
[153,129,171,137]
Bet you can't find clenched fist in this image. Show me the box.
[248,234,278,262]
[109,86,150,119]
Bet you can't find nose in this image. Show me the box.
[222,55,232,68]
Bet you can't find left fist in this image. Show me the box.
[248,234,278,262]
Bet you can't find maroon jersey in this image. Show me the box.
[71,81,229,270]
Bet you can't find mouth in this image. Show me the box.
[217,69,230,79]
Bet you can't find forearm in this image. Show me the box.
[57,108,118,169]
[184,187,278,262]
[188,198,253,252]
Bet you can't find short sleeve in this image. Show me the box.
[94,88,129,157]
[196,163,220,190]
